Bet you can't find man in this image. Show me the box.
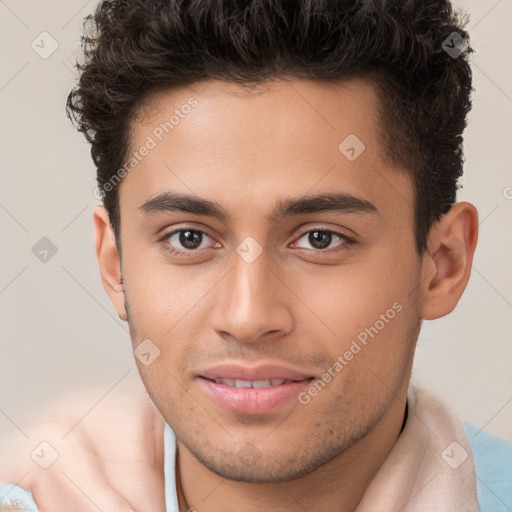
[1,0,511,510]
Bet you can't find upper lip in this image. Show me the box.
[199,363,314,382]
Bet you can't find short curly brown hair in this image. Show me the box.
[66,0,474,254]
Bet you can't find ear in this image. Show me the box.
[420,202,479,320]
[93,206,127,321]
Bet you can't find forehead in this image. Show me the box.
[121,78,413,225]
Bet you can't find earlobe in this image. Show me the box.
[420,202,479,320]
[93,206,127,321]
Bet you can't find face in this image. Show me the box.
[115,78,424,482]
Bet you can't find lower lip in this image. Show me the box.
[197,377,313,415]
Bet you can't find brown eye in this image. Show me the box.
[165,229,213,251]
[307,231,334,249]
[293,229,351,251]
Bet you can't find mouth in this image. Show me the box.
[196,364,315,415]
[205,377,308,388]
[198,363,314,382]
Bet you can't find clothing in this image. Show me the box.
[1,386,511,511]
[163,386,511,511]
[464,421,512,512]
[0,484,39,512]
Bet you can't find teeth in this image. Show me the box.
[235,379,252,388]
[213,378,288,388]
[252,380,272,388]
[216,378,235,387]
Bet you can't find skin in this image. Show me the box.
[94,78,478,512]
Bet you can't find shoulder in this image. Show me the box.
[463,421,512,512]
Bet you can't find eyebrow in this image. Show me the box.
[138,191,379,222]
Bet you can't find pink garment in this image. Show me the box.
[355,386,479,511]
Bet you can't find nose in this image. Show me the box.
[208,248,293,345]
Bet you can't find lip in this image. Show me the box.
[196,363,315,415]
[199,363,314,382]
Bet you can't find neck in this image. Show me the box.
[175,393,408,512]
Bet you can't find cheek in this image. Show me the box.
[296,254,421,406]
[298,252,418,345]
[122,251,210,335]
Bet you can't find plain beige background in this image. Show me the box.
[1,0,511,443]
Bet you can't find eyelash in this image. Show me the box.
[158,226,357,258]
